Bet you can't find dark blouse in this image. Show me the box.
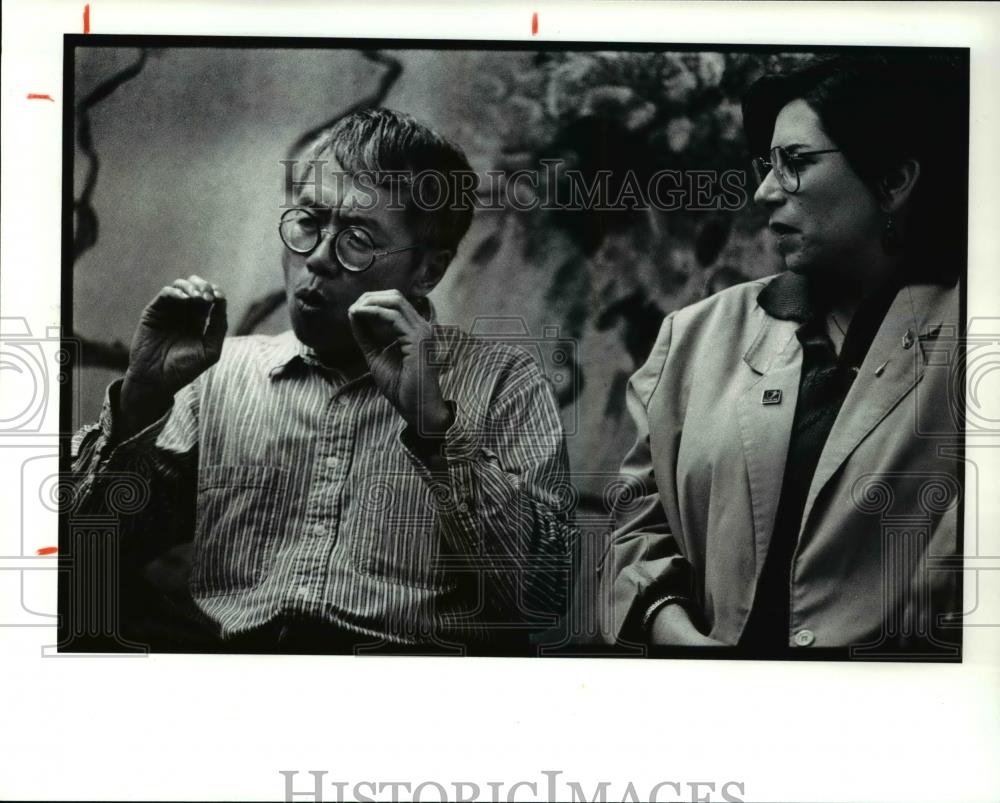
[738,271,902,653]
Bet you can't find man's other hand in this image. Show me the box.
[348,290,452,436]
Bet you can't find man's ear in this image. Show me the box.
[412,248,453,297]
[879,157,921,214]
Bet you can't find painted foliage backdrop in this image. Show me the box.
[73,47,810,502]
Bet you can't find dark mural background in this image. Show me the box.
[72,46,809,499]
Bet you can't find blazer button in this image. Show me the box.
[793,629,815,647]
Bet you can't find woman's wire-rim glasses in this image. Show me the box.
[751,146,842,194]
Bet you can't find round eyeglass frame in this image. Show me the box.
[278,207,421,272]
[751,146,841,194]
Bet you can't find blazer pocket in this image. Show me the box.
[190,465,290,597]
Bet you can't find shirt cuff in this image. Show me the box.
[398,400,480,514]
[97,379,175,464]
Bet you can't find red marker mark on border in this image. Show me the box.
[37,547,58,556]
[84,3,90,34]
[27,94,55,102]
[531,12,538,35]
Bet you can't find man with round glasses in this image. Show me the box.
[71,108,572,654]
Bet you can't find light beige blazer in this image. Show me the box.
[600,275,962,652]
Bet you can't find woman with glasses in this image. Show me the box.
[599,54,966,655]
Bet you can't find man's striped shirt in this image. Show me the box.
[70,327,573,650]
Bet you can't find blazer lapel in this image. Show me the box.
[737,314,802,575]
[800,282,958,528]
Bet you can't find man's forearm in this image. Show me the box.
[117,372,174,443]
[438,457,571,618]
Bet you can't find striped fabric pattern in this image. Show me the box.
[71,327,573,648]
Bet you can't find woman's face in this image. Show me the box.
[754,98,885,280]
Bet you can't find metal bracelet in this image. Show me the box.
[641,594,691,636]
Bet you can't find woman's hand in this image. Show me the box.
[648,602,727,647]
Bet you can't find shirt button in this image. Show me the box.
[326,456,338,468]
[296,587,309,599]
[312,524,324,536]
[794,629,815,647]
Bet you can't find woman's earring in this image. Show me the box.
[882,214,902,255]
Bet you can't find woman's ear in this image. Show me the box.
[879,158,922,214]
[411,248,453,297]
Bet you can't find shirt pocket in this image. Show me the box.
[348,450,447,591]
[190,464,290,597]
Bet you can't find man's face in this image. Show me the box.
[281,155,428,356]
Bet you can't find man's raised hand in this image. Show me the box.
[118,275,227,439]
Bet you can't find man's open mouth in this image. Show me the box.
[295,288,327,309]
[769,221,799,236]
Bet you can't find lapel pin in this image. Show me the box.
[874,361,888,377]
[762,389,782,405]
[902,329,915,350]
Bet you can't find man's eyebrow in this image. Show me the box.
[780,143,813,154]
[291,198,388,238]
[337,208,387,238]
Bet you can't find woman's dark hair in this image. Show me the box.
[742,53,968,284]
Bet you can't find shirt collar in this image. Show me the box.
[265,330,309,379]
[757,264,952,324]
[756,271,818,323]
